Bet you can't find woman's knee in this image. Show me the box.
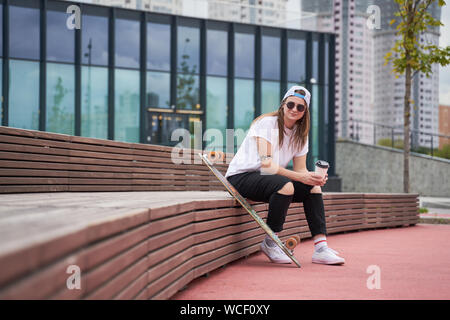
[310,186,322,194]
[277,182,295,195]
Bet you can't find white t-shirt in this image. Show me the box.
[225,116,308,178]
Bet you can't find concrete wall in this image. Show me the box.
[336,140,450,197]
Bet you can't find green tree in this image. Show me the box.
[48,76,71,134]
[177,55,198,110]
[384,0,450,193]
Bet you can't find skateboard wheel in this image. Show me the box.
[207,151,225,163]
[285,238,297,250]
[294,235,301,243]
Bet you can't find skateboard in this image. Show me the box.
[199,151,301,268]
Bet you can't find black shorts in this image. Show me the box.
[227,171,314,203]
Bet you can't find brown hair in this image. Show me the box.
[251,89,310,152]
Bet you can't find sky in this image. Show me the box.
[440,3,450,106]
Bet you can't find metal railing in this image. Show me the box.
[337,119,450,158]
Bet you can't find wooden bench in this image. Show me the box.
[0,126,420,299]
[0,126,229,193]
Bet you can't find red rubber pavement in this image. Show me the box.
[172,224,450,300]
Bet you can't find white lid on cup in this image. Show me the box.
[315,160,330,169]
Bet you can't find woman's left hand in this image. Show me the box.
[320,173,328,186]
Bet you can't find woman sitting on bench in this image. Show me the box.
[225,86,345,265]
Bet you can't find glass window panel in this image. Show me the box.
[312,39,319,82]
[147,112,198,147]
[287,38,306,82]
[82,14,108,66]
[207,29,227,76]
[288,81,307,89]
[153,114,203,149]
[0,59,2,124]
[0,5,3,56]
[115,69,140,143]
[10,6,40,60]
[9,60,39,130]
[147,71,171,108]
[188,116,202,149]
[262,36,280,80]
[324,85,329,124]
[115,19,140,69]
[235,33,254,78]
[81,66,108,139]
[234,79,254,131]
[46,63,75,135]
[323,85,329,160]
[47,10,75,62]
[147,22,170,71]
[147,112,162,145]
[177,26,200,74]
[176,73,200,110]
[311,84,319,164]
[324,40,329,85]
[206,76,227,150]
[261,81,280,114]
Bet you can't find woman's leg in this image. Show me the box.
[293,182,345,264]
[304,186,328,239]
[227,172,294,232]
[266,182,294,232]
[292,183,327,238]
[227,172,294,263]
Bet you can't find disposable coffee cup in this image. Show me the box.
[314,160,330,178]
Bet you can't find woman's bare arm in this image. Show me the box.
[293,153,328,186]
[256,137,324,186]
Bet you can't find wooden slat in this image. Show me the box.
[0,126,73,142]
[0,151,71,163]
[0,126,220,193]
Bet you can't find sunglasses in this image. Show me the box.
[285,101,306,112]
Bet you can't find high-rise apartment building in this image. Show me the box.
[372,0,441,148]
[85,0,296,27]
[303,0,441,148]
[302,0,374,144]
[339,0,374,144]
[298,0,334,32]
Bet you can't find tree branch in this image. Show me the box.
[412,0,435,30]
[413,0,421,11]
[398,0,408,23]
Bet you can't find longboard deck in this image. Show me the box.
[199,152,301,268]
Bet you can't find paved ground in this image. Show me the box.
[420,210,450,219]
[419,196,450,221]
[172,224,450,300]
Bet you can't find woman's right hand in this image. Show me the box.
[296,171,326,186]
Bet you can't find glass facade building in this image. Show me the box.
[0,0,336,174]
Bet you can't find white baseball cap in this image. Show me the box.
[282,85,311,108]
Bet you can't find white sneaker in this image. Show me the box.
[312,247,345,265]
[327,247,340,255]
[260,239,292,264]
